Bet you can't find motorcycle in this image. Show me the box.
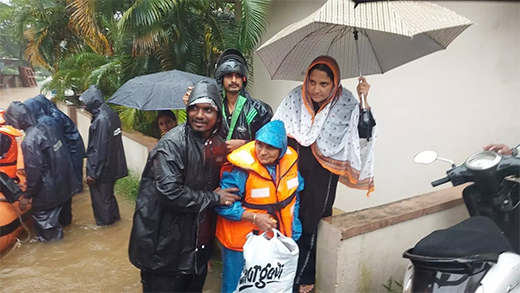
[401,150,520,292]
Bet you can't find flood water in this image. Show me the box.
[0,87,222,292]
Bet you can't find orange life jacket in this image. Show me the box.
[216,141,300,251]
[0,125,22,179]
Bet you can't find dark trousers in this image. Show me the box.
[294,231,318,288]
[140,266,208,293]
[32,205,64,241]
[89,181,120,226]
[58,199,72,226]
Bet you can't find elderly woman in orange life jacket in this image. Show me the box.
[215,119,303,293]
[273,55,377,293]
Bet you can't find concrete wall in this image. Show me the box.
[56,102,68,116]
[120,135,150,175]
[251,1,520,213]
[75,108,91,149]
[316,204,469,292]
[74,107,154,175]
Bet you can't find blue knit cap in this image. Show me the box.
[255,120,287,159]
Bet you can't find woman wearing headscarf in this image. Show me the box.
[156,110,177,136]
[272,56,376,293]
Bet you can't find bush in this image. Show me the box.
[1,66,19,75]
[115,170,141,201]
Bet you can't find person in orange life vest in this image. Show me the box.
[0,111,20,179]
[215,120,303,293]
[0,124,22,179]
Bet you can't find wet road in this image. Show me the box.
[0,87,222,292]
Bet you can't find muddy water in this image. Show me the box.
[0,88,222,292]
[0,87,41,105]
[0,191,142,291]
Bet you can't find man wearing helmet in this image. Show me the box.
[184,49,273,152]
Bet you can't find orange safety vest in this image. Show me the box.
[0,125,22,179]
[216,141,300,251]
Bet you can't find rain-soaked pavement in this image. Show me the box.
[0,87,222,292]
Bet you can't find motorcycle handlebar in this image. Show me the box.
[431,176,450,187]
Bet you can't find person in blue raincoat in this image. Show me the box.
[215,120,303,293]
[3,102,80,241]
[34,94,85,191]
[24,97,76,226]
[24,97,66,145]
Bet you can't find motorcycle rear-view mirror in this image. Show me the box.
[413,150,438,165]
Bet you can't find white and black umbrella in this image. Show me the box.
[256,0,474,81]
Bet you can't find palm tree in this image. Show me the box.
[15,0,84,72]
[118,0,272,76]
[40,52,121,101]
[19,0,273,137]
[66,0,118,56]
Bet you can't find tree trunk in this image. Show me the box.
[235,0,242,22]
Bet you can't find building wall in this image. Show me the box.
[121,135,150,175]
[74,108,152,175]
[251,1,520,212]
[75,108,91,149]
[316,204,469,292]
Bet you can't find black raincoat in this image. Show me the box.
[24,97,66,145]
[129,80,227,275]
[3,102,79,211]
[220,90,273,141]
[35,94,85,186]
[81,86,128,182]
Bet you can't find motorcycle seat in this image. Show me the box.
[410,216,513,260]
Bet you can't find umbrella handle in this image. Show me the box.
[354,29,363,78]
[360,92,367,109]
[360,93,370,124]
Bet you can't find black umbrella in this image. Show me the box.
[108,70,217,110]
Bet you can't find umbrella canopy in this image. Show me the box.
[256,0,473,81]
[108,70,216,110]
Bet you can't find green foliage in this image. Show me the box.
[173,109,187,124]
[382,277,403,293]
[40,52,118,100]
[0,1,26,60]
[116,106,162,139]
[118,0,272,76]
[114,170,141,201]
[3,0,273,138]
[1,66,19,75]
[40,52,125,103]
[18,0,83,71]
[237,0,271,56]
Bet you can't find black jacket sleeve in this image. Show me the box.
[152,148,221,213]
[21,138,43,199]
[249,100,273,140]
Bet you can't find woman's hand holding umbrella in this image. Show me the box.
[357,77,371,109]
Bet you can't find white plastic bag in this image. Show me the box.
[235,229,299,293]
